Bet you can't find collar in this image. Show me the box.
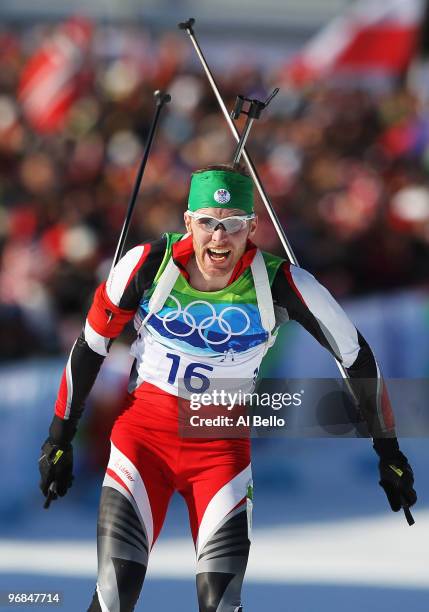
[171,234,258,285]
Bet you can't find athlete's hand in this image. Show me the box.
[378,451,417,524]
[39,439,74,509]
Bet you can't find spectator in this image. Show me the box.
[1,21,429,359]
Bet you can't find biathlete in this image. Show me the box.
[39,164,417,612]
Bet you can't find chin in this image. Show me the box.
[205,264,233,277]
[201,253,237,277]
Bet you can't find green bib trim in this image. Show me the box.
[153,233,284,292]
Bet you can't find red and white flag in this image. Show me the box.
[18,18,92,133]
[287,0,424,84]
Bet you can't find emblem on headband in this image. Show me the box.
[214,188,231,204]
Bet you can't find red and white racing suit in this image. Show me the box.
[49,235,394,612]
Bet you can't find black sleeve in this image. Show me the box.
[49,238,167,446]
[271,262,397,442]
[49,330,105,446]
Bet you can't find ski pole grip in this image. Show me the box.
[43,482,57,510]
[154,90,171,107]
[178,18,195,34]
[401,497,415,526]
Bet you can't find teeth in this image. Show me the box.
[209,248,230,254]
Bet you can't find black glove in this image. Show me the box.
[379,454,416,508]
[39,439,74,509]
[374,439,417,525]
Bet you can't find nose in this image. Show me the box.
[212,225,228,241]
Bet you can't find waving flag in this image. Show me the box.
[288,0,425,84]
[18,18,92,133]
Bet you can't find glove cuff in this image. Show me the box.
[373,437,401,460]
[48,415,77,447]
[42,437,72,453]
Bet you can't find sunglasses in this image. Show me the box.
[187,211,255,234]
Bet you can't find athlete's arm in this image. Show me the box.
[272,262,393,441]
[40,237,168,506]
[271,262,417,517]
[48,236,167,446]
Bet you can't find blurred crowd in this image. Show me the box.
[1,21,429,360]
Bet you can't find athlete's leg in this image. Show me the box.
[180,440,252,612]
[88,423,175,612]
[196,503,249,612]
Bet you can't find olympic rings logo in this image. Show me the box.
[153,296,250,346]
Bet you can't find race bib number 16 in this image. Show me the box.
[165,353,213,393]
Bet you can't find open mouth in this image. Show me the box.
[206,247,231,263]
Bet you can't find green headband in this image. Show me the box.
[188,170,254,214]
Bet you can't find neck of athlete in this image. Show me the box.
[186,255,232,292]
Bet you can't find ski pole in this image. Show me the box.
[109,89,171,274]
[401,496,415,526]
[231,89,279,166]
[178,18,296,263]
[178,18,357,403]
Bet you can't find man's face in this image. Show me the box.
[184,207,258,278]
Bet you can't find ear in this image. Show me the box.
[184,211,192,234]
[248,215,258,240]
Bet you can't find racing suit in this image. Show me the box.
[48,233,394,612]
